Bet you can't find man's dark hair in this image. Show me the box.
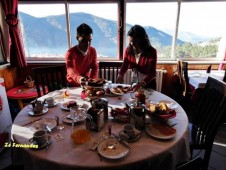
[77,23,93,36]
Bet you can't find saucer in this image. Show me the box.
[30,138,52,150]
[44,102,58,108]
[119,128,142,142]
[28,107,48,116]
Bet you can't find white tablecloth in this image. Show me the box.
[188,70,224,89]
[11,86,190,170]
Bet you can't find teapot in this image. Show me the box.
[29,99,46,114]
[90,98,109,121]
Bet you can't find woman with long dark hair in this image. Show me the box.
[117,25,157,91]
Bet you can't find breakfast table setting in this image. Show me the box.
[11,79,191,170]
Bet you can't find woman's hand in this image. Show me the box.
[131,81,145,92]
[117,75,123,83]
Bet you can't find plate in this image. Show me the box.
[29,118,57,132]
[28,107,48,116]
[159,100,178,109]
[145,123,176,140]
[97,137,130,159]
[110,85,131,95]
[44,102,58,108]
[152,110,176,119]
[63,114,86,124]
[60,101,83,111]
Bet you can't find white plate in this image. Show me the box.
[97,137,130,159]
[63,114,86,124]
[145,123,176,140]
[29,118,57,132]
[60,101,83,111]
[147,100,178,110]
[44,102,58,108]
[159,100,178,109]
[28,107,48,116]
[110,85,130,96]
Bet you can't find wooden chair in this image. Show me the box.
[189,77,226,170]
[175,156,203,170]
[98,61,122,83]
[32,65,67,97]
[172,60,193,115]
[223,69,226,83]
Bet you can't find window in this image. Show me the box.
[18,2,118,61]
[18,4,67,61]
[126,2,177,59]
[176,2,226,60]
[18,1,226,61]
[68,3,118,58]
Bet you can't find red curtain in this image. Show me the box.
[1,0,27,68]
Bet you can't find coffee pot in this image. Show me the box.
[91,98,109,121]
[127,102,147,131]
[30,99,46,114]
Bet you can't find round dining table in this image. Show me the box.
[11,85,190,170]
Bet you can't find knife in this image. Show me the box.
[21,118,41,126]
[111,133,130,149]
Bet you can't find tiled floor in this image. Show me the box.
[209,123,226,170]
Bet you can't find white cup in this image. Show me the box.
[46,97,54,106]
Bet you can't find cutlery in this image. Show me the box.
[21,118,41,126]
[45,125,51,132]
[111,133,130,149]
[96,150,102,162]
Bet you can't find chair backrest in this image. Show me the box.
[32,65,67,97]
[175,156,203,170]
[174,60,190,97]
[223,69,226,83]
[190,78,226,170]
[192,77,226,145]
[98,61,122,83]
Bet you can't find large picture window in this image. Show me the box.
[18,2,118,61]
[176,2,226,60]
[18,1,226,62]
[126,2,177,59]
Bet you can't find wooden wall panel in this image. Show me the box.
[0,63,225,97]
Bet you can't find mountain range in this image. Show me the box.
[18,12,213,57]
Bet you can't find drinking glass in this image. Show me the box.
[70,106,79,132]
[56,115,64,130]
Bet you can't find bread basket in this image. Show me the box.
[24,76,34,88]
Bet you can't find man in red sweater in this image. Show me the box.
[65,23,98,87]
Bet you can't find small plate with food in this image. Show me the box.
[60,100,83,111]
[87,78,106,87]
[147,101,176,119]
[110,85,131,95]
[84,86,105,98]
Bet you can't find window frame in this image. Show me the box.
[18,0,226,63]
